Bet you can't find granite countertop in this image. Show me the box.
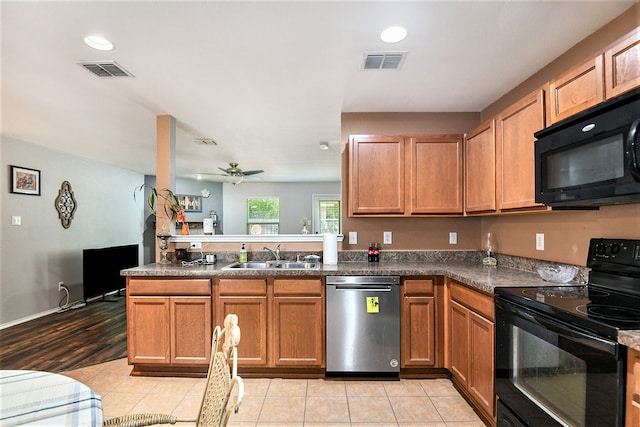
[122,260,559,294]
[122,254,640,351]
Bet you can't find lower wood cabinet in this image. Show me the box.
[127,278,212,373]
[446,279,495,422]
[401,278,437,368]
[272,278,324,367]
[215,278,268,366]
[214,276,324,369]
[627,347,640,427]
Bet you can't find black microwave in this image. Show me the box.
[534,87,640,207]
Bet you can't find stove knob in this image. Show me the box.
[595,242,607,255]
[609,243,621,255]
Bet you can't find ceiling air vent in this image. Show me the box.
[77,61,134,78]
[194,138,217,146]
[362,52,407,70]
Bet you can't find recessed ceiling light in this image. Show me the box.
[83,35,114,51]
[380,26,407,43]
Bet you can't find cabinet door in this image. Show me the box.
[271,278,324,367]
[496,89,547,210]
[216,279,268,366]
[549,54,604,124]
[448,299,469,385]
[409,135,463,214]
[348,135,405,215]
[469,311,495,419]
[606,28,640,99]
[127,297,171,365]
[272,296,323,366]
[401,295,435,367]
[627,348,640,427]
[464,121,496,213]
[170,297,212,365]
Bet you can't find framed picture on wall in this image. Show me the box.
[177,194,202,212]
[10,165,41,196]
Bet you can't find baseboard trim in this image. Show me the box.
[0,308,59,330]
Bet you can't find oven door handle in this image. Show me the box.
[498,298,619,355]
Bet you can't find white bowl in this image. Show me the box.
[537,264,579,283]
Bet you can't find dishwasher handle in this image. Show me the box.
[332,285,392,292]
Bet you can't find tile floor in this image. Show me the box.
[64,358,486,426]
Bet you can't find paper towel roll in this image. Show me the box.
[323,234,338,265]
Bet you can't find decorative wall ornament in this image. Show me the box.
[54,180,77,228]
[10,165,41,196]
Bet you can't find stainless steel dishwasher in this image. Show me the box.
[325,275,400,375]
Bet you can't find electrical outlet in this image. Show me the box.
[536,233,545,251]
[190,241,202,249]
[11,216,21,226]
[349,231,358,245]
[58,281,64,291]
[383,231,392,245]
[449,232,458,245]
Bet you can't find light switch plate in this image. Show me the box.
[383,231,392,245]
[349,231,357,245]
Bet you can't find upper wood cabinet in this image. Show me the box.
[464,120,496,214]
[409,136,463,214]
[549,54,604,124]
[348,135,405,215]
[348,134,463,216]
[496,89,548,211]
[605,28,640,99]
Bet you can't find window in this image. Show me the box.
[247,197,279,234]
[312,194,341,234]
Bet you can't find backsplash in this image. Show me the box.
[177,249,588,283]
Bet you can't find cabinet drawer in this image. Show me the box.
[128,278,211,296]
[403,279,434,296]
[218,279,267,296]
[448,280,494,321]
[274,278,322,296]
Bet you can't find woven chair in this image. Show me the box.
[103,314,243,427]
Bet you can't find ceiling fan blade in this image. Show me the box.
[241,170,264,176]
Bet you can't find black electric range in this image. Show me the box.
[495,238,640,341]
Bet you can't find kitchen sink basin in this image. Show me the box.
[222,261,320,270]
[274,262,320,269]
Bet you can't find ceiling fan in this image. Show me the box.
[198,162,264,184]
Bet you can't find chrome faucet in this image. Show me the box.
[263,244,281,261]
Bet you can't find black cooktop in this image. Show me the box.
[495,238,640,340]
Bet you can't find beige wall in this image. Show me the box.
[340,112,481,251]
[339,4,640,265]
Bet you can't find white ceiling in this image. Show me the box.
[2,1,636,182]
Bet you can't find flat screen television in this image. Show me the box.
[83,244,139,302]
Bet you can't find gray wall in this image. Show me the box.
[222,181,341,234]
[1,136,144,326]
[141,176,224,264]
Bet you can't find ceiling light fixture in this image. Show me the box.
[83,35,114,51]
[380,26,407,43]
[319,142,329,150]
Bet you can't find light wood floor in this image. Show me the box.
[0,297,127,372]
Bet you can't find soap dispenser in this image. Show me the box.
[239,244,248,263]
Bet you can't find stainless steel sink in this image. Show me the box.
[273,262,320,269]
[222,261,320,270]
